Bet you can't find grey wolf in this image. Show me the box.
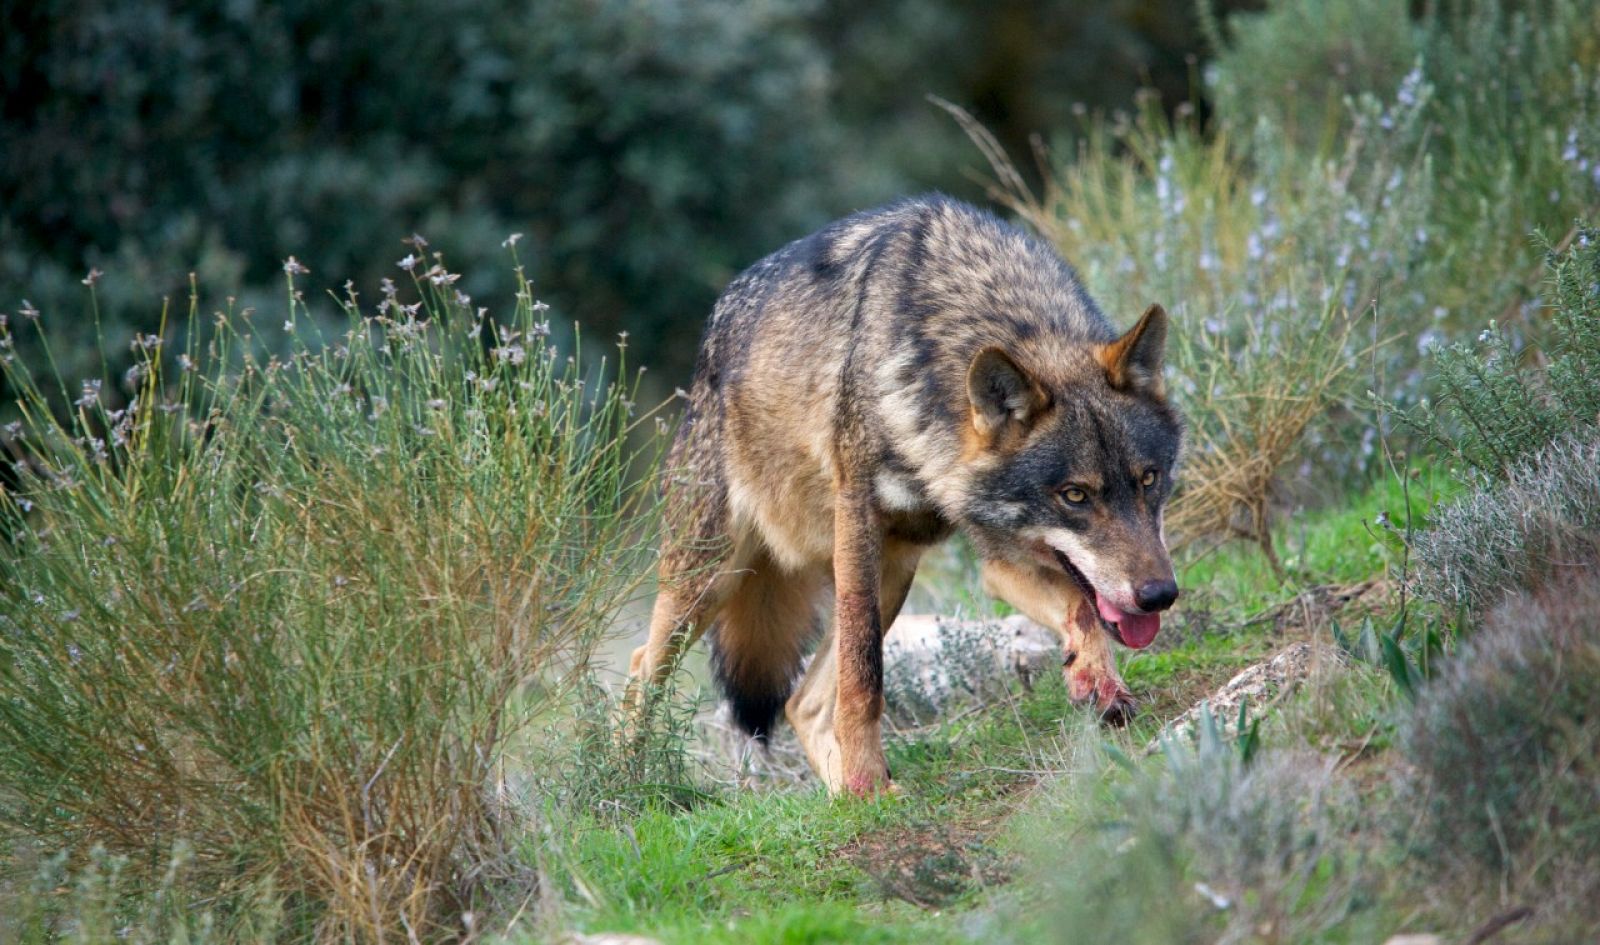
[627,195,1183,796]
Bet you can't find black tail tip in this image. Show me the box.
[725,691,786,742]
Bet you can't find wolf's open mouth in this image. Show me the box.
[1051,549,1161,649]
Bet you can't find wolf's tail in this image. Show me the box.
[706,557,824,741]
[709,629,790,740]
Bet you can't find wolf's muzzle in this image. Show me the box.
[1134,579,1179,613]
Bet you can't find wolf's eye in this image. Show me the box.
[1141,469,1159,488]
[1061,486,1088,504]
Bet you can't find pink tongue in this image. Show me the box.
[1096,597,1161,649]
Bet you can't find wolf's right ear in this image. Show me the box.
[967,347,1047,439]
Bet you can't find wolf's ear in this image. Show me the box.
[967,347,1047,438]
[1097,303,1168,398]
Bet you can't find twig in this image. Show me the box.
[1463,906,1533,945]
[692,859,751,885]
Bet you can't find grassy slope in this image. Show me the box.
[519,467,1454,944]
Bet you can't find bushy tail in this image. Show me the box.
[706,558,824,741]
[709,626,792,741]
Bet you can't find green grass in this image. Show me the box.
[532,678,1081,943]
[1177,460,1460,614]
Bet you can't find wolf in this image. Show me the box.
[627,195,1183,796]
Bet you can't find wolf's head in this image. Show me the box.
[955,304,1183,648]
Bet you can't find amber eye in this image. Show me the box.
[1061,486,1089,504]
[1141,469,1159,488]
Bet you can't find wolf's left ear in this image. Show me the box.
[1097,303,1168,399]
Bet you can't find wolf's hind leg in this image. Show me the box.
[979,559,1135,724]
[626,408,740,711]
[787,542,921,793]
[626,517,745,721]
[628,566,738,691]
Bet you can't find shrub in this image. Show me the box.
[1417,0,1600,320]
[1412,431,1600,611]
[1391,225,1600,479]
[530,671,706,819]
[1002,719,1376,945]
[1404,569,1600,903]
[1205,0,1600,323]
[0,255,664,937]
[0,0,849,383]
[4,842,282,944]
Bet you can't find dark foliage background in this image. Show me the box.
[0,0,1251,382]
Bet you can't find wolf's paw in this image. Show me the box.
[841,761,897,798]
[1064,654,1137,725]
[838,747,897,798]
[1095,686,1137,727]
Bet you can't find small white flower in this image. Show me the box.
[397,254,419,272]
[282,256,309,275]
[75,379,102,407]
[502,233,524,248]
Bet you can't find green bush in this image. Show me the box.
[1405,570,1600,902]
[4,843,281,944]
[1205,0,1600,325]
[1418,0,1600,318]
[0,256,664,937]
[0,0,848,381]
[1394,225,1600,479]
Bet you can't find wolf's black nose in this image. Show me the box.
[1135,579,1179,612]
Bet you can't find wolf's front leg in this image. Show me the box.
[979,558,1135,724]
[831,485,892,796]
[1061,598,1136,724]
